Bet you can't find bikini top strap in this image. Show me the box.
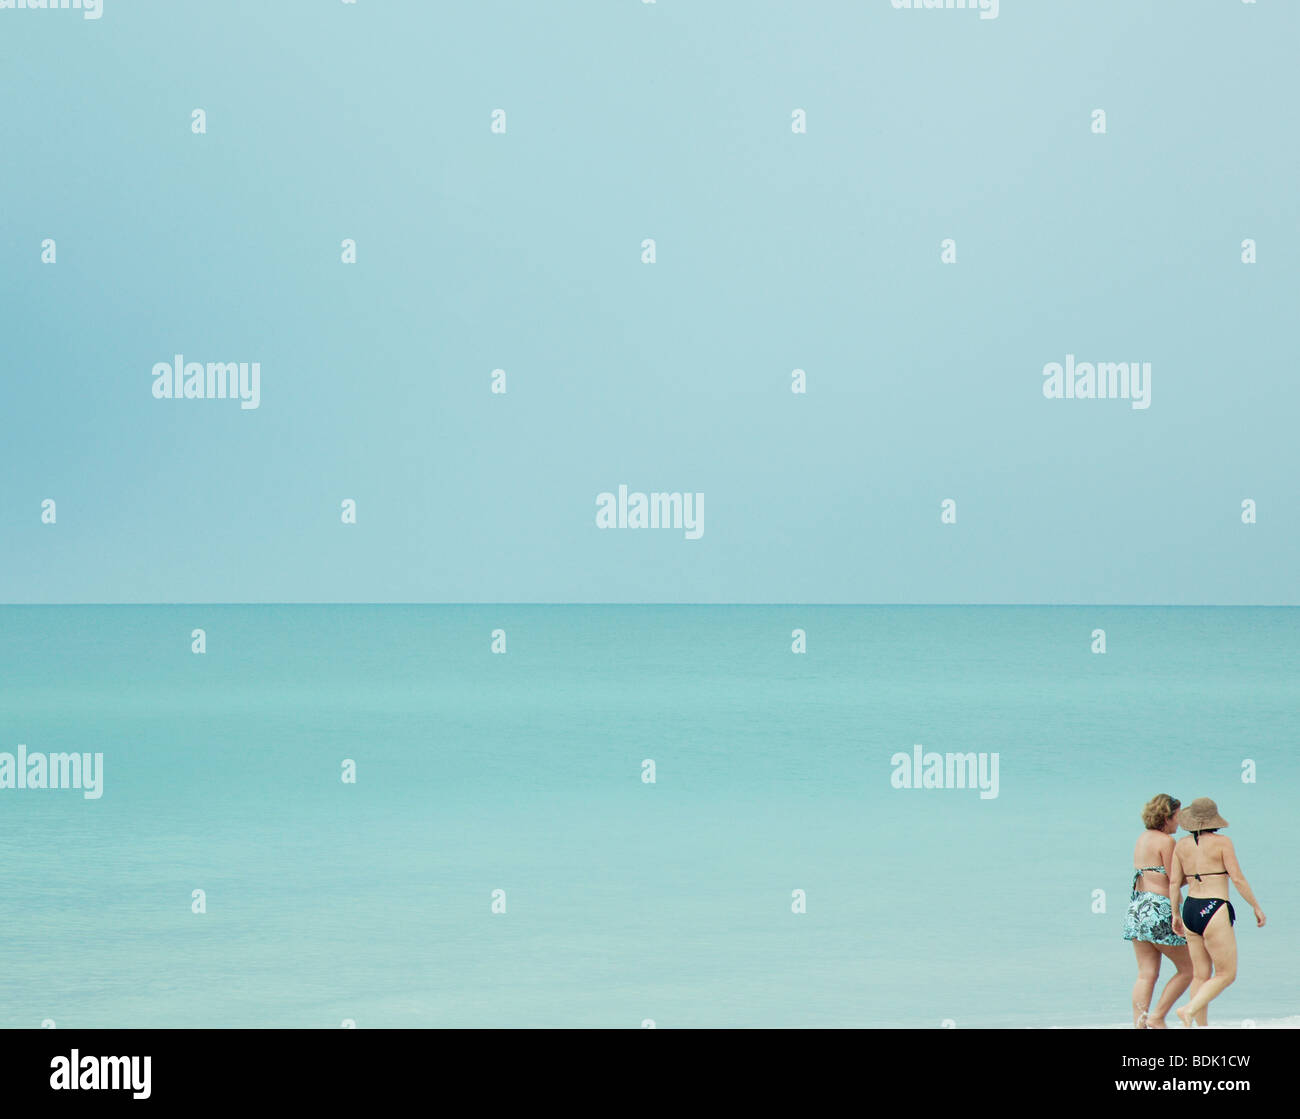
[1132,866,1163,891]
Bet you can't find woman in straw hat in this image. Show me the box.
[1123,794,1192,1028]
[1169,798,1266,1028]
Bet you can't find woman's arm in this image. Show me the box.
[1168,847,1186,936]
[1221,838,1266,926]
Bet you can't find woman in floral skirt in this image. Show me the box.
[1122,793,1193,1028]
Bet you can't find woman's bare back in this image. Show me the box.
[1132,829,1175,893]
[1176,834,1230,899]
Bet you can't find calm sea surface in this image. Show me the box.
[1,606,1295,1027]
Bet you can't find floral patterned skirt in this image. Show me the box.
[1123,891,1187,947]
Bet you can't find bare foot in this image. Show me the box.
[1134,1009,1148,1029]
[1175,1006,1195,1028]
[1146,1016,1168,1029]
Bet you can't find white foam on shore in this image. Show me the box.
[1070,1016,1300,1030]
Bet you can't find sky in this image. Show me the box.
[2,0,1295,603]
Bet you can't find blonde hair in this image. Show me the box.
[1142,793,1180,831]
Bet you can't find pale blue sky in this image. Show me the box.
[2,0,1295,603]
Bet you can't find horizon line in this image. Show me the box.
[1,602,1296,609]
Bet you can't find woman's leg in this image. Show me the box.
[1147,943,1193,1028]
[1131,940,1160,1027]
[1185,932,1212,1027]
[1176,907,1238,1026]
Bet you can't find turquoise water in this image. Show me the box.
[1,606,1295,1028]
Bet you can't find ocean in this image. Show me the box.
[1,606,1295,1028]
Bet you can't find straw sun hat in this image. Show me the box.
[1180,797,1229,831]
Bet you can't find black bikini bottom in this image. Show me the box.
[1182,897,1235,937]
